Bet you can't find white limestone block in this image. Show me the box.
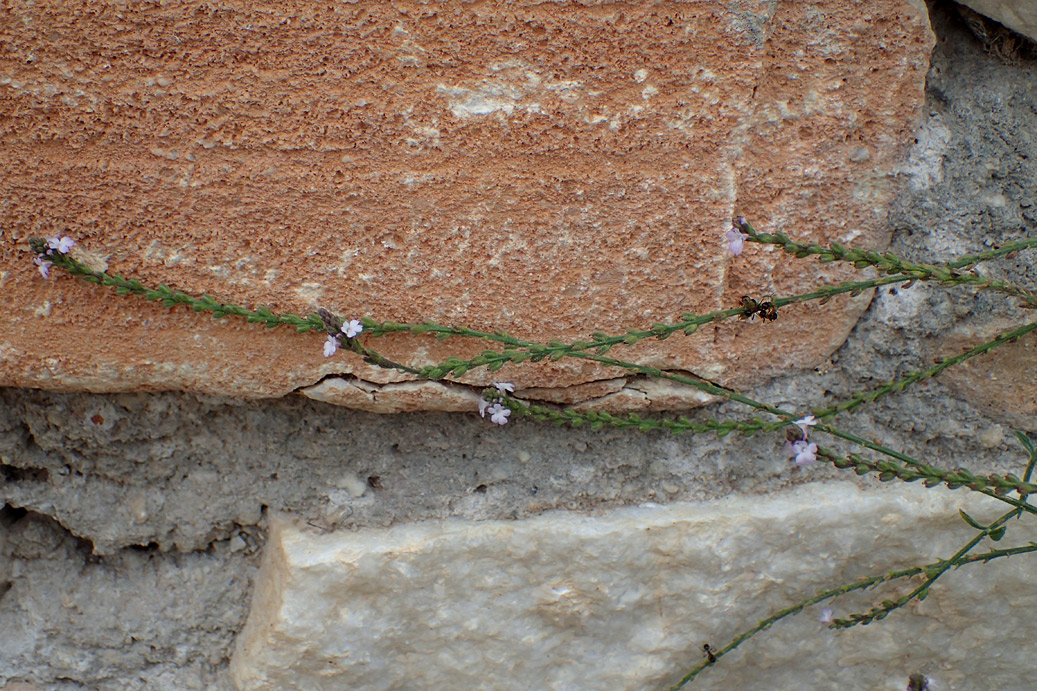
[958,0,1037,42]
[230,483,1035,690]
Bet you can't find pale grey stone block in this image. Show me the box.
[230,483,1031,690]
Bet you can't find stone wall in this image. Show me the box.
[2,3,1037,691]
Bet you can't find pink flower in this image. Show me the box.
[794,415,818,439]
[494,382,515,394]
[785,440,818,467]
[819,607,834,625]
[46,236,75,254]
[478,398,491,418]
[34,256,53,279]
[487,403,511,425]
[323,334,339,358]
[724,227,747,256]
[342,319,363,338]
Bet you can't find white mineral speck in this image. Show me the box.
[335,471,368,498]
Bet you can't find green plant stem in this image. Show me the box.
[501,396,771,437]
[506,387,1037,506]
[39,240,1031,426]
[832,508,1019,629]
[1018,432,1037,483]
[34,240,1037,514]
[737,220,1037,307]
[541,350,1035,513]
[372,274,917,378]
[827,451,1037,498]
[36,245,327,333]
[810,319,1037,422]
[345,338,424,377]
[945,239,1037,269]
[36,240,909,373]
[813,432,1037,516]
[503,320,1037,443]
[669,540,1037,688]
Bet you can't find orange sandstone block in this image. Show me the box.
[0,1,934,409]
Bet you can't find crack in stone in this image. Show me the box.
[296,369,723,414]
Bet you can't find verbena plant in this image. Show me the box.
[29,220,1037,688]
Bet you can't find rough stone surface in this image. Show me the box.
[0,508,247,691]
[0,0,933,406]
[230,484,1031,691]
[1,5,1035,691]
[957,0,1037,42]
[937,318,1037,431]
[880,1,1037,431]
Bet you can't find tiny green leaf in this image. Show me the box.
[958,510,985,531]
[1015,431,1035,455]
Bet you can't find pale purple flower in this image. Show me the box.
[323,334,339,358]
[819,607,834,625]
[494,382,515,394]
[487,403,511,425]
[795,415,818,439]
[478,398,491,418]
[724,227,747,256]
[785,440,818,467]
[342,319,363,339]
[34,256,53,279]
[46,236,75,254]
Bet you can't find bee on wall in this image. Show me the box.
[739,295,778,322]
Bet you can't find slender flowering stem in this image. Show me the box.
[669,539,1037,688]
[500,396,773,437]
[366,272,915,360]
[30,237,1037,516]
[513,321,1036,444]
[500,392,1037,515]
[35,238,1007,393]
[736,219,1037,307]
[834,462,1032,631]
[32,235,1034,373]
[31,238,915,381]
[944,239,1037,269]
[812,432,1037,516]
[825,450,1037,503]
[831,508,1017,629]
[1018,432,1037,484]
[808,320,1037,423]
[344,337,424,377]
[363,262,1025,388]
[32,242,327,332]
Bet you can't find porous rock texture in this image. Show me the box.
[0,0,933,409]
